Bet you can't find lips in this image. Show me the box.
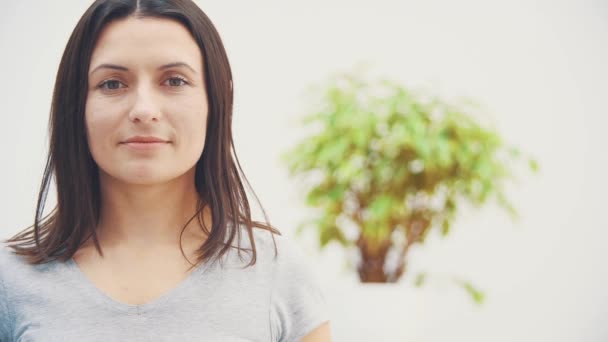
[121,135,170,144]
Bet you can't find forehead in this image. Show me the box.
[89,16,202,72]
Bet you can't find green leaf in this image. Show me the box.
[353,128,369,149]
[441,220,451,236]
[295,220,311,237]
[368,195,394,220]
[316,137,350,165]
[320,227,333,247]
[529,158,539,172]
[461,281,485,305]
[318,218,347,248]
[508,147,521,158]
[328,185,347,202]
[414,272,427,287]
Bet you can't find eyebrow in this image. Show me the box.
[89,62,197,76]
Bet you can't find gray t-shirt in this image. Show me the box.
[0,228,329,341]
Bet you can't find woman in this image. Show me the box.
[0,0,331,341]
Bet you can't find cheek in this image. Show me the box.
[85,100,120,159]
[173,96,208,150]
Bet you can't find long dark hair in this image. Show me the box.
[4,0,279,268]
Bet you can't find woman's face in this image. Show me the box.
[85,17,208,186]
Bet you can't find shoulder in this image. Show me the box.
[0,241,56,272]
[0,242,35,295]
[222,226,315,281]
[263,231,330,342]
[266,232,321,291]
[0,241,27,278]
[0,242,11,283]
[238,227,309,270]
[227,226,287,262]
[0,241,67,293]
[0,241,22,340]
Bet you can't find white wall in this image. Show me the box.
[1,1,606,341]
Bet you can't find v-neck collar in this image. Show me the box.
[63,255,215,315]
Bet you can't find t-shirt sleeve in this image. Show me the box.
[0,277,12,342]
[269,235,330,342]
[1,245,15,342]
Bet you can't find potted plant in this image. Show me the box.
[282,68,538,303]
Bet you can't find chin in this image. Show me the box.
[99,167,174,186]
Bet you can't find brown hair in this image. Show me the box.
[4,0,279,269]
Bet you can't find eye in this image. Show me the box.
[97,79,126,91]
[163,76,189,87]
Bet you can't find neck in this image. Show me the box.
[94,167,210,252]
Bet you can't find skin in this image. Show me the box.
[75,16,331,341]
[73,15,213,311]
[85,16,209,251]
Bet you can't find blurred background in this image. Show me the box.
[1,1,606,341]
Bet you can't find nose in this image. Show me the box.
[128,85,161,123]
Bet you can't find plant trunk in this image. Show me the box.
[354,215,429,283]
[356,236,394,283]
